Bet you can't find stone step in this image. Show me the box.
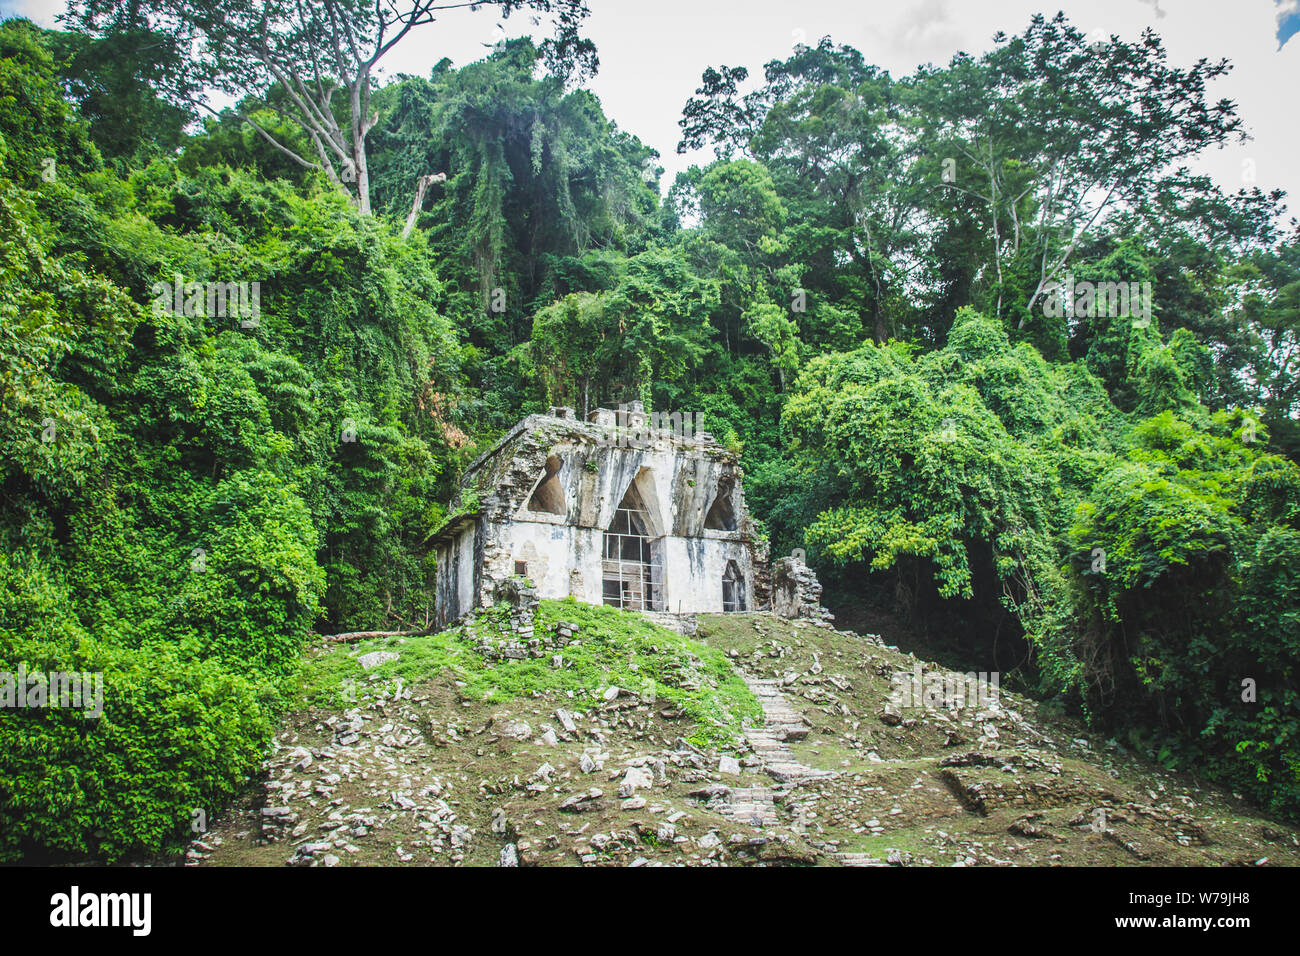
[766,763,835,784]
[835,853,889,867]
[722,787,780,826]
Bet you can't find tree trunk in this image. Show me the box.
[401,172,447,239]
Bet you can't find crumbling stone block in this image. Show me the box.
[771,554,833,625]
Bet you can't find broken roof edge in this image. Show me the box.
[426,406,732,548]
[427,508,479,549]
[459,408,727,486]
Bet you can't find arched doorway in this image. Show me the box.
[602,479,664,611]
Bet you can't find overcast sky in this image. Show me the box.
[4,0,1297,213]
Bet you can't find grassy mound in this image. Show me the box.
[299,599,760,747]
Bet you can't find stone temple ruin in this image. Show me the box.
[431,404,830,629]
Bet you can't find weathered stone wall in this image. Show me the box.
[491,520,758,613]
[433,407,774,624]
[661,534,754,613]
[498,521,602,607]
[771,555,833,626]
[747,531,772,612]
[434,520,478,629]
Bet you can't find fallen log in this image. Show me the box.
[318,628,433,644]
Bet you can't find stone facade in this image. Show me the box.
[430,404,826,628]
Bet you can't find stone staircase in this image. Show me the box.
[639,610,698,636]
[721,674,836,827]
[741,676,837,785]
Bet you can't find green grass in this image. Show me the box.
[831,828,940,860]
[297,598,761,746]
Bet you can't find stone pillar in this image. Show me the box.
[770,554,834,625]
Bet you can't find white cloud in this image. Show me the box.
[887,0,965,64]
[0,0,62,26]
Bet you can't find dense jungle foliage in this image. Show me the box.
[0,6,1297,859]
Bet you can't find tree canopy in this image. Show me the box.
[1,8,1297,858]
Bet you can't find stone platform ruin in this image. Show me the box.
[430,403,830,629]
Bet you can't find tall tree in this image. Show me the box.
[368,40,657,343]
[679,40,920,345]
[905,13,1248,330]
[67,0,597,215]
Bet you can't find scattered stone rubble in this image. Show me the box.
[462,577,580,661]
[189,611,1300,869]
